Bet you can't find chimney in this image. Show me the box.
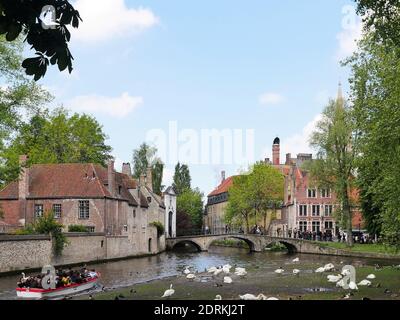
[107,159,115,196]
[221,171,226,183]
[122,163,132,176]
[18,155,29,200]
[272,137,280,165]
[145,167,153,191]
[286,153,292,165]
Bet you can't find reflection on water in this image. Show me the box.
[0,246,398,300]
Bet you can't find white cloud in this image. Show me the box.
[72,0,159,43]
[336,5,363,61]
[67,92,143,118]
[259,92,285,106]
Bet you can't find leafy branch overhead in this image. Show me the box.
[0,0,81,80]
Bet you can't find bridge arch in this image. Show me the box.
[204,235,258,252]
[266,240,298,254]
[170,239,204,252]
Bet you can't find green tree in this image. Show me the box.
[132,143,164,194]
[248,163,284,233]
[0,108,112,186]
[355,0,400,46]
[172,162,191,195]
[225,174,254,233]
[152,161,164,195]
[0,35,51,151]
[225,164,284,234]
[0,0,82,80]
[346,34,400,246]
[306,93,358,246]
[176,188,204,231]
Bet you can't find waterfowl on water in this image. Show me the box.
[162,284,175,298]
[223,276,233,284]
[215,295,222,300]
[239,294,266,300]
[293,269,300,275]
[358,280,372,287]
[275,268,284,274]
[366,274,376,280]
[186,274,196,280]
[292,258,300,263]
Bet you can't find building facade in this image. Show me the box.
[0,156,176,255]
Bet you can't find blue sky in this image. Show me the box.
[37,0,362,197]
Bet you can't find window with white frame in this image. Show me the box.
[312,205,320,216]
[299,205,308,217]
[307,188,317,198]
[324,205,333,217]
[312,221,321,232]
[321,189,331,198]
[78,200,90,219]
[34,204,44,218]
[53,204,62,219]
[299,221,307,232]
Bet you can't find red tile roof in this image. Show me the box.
[208,176,235,197]
[0,163,138,206]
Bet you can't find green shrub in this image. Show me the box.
[68,225,89,232]
[150,221,165,238]
[15,211,68,256]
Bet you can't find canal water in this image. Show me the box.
[1,246,399,300]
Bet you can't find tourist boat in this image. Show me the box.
[16,272,100,299]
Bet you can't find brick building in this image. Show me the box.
[0,156,175,254]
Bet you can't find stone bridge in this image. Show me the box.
[166,234,328,254]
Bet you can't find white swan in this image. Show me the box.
[266,297,279,300]
[315,267,326,273]
[239,294,266,300]
[293,269,300,275]
[186,274,196,280]
[358,279,372,287]
[222,265,231,274]
[213,268,223,276]
[215,295,222,300]
[207,267,217,273]
[324,264,335,272]
[235,267,246,273]
[223,276,233,284]
[327,274,342,283]
[162,284,175,298]
[235,270,247,277]
[275,268,284,274]
[183,268,191,275]
[366,274,376,280]
[292,258,300,263]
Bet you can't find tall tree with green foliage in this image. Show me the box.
[355,0,400,46]
[248,163,284,232]
[0,35,51,151]
[306,92,358,246]
[172,162,191,195]
[176,188,204,233]
[0,108,112,186]
[225,174,253,233]
[346,33,400,246]
[225,164,284,234]
[132,143,164,194]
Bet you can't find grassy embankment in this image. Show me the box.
[315,242,400,256]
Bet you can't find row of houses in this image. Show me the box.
[204,86,363,237]
[0,156,177,256]
[204,137,363,237]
